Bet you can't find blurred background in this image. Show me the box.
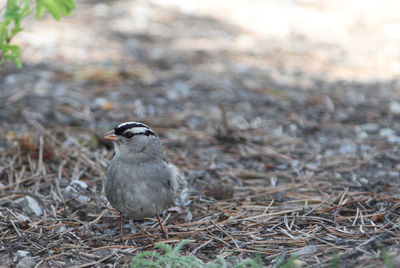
[3,0,400,130]
[11,0,400,81]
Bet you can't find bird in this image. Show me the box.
[103,121,178,239]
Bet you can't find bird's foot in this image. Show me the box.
[156,214,169,240]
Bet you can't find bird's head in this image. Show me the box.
[104,121,163,159]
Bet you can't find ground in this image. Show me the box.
[1,0,400,267]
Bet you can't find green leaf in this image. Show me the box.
[10,25,23,38]
[0,0,75,69]
[11,56,22,68]
[131,259,163,268]
[331,252,339,268]
[42,0,62,20]
[154,243,173,254]
[58,0,75,16]
[380,247,394,268]
[1,43,21,57]
[0,23,7,43]
[171,240,190,255]
[280,255,297,268]
[63,0,76,10]
[20,3,32,18]
[35,4,46,19]
[5,0,19,19]
[7,44,21,57]
[0,43,22,68]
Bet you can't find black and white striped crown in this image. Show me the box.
[114,122,156,138]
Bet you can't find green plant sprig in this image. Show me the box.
[130,240,264,268]
[0,0,75,68]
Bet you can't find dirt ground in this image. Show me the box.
[1,0,400,267]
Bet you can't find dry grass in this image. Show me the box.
[1,118,399,267]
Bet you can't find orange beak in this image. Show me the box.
[104,130,118,141]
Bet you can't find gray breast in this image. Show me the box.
[105,158,176,220]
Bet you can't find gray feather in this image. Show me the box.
[105,124,177,220]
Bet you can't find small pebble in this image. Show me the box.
[16,257,36,268]
[17,214,30,222]
[17,250,30,258]
[15,196,43,217]
[359,178,369,185]
[64,180,90,203]
[339,143,357,155]
[380,128,395,137]
[293,245,317,256]
[360,123,379,133]
[390,101,400,114]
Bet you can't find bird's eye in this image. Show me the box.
[124,132,134,139]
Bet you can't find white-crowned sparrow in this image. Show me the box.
[104,121,178,238]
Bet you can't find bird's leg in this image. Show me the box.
[156,214,168,240]
[119,212,123,240]
[128,219,136,234]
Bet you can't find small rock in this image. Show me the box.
[336,111,349,121]
[16,214,30,222]
[167,80,190,100]
[293,245,317,256]
[339,144,357,155]
[387,135,400,144]
[5,74,18,85]
[270,176,277,186]
[64,180,90,203]
[290,160,301,169]
[230,115,251,130]
[58,225,67,233]
[360,123,379,133]
[15,196,43,217]
[378,128,400,143]
[359,177,369,185]
[250,117,266,129]
[288,124,297,132]
[293,259,307,267]
[16,257,36,268]
[380,128,395,137]
[359,144,371,152]
[334,172,342,179]
[17,250,30,258]
[375,170,387,178]
[357,131,368,139]
[304,162,319,170]
[325,96,335,112]
[276,163,289,170]
[33,80,53,95]
[133,99,146,117]
[93,98,113,110]
[53,85,67,96]
[390,101,400,114]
